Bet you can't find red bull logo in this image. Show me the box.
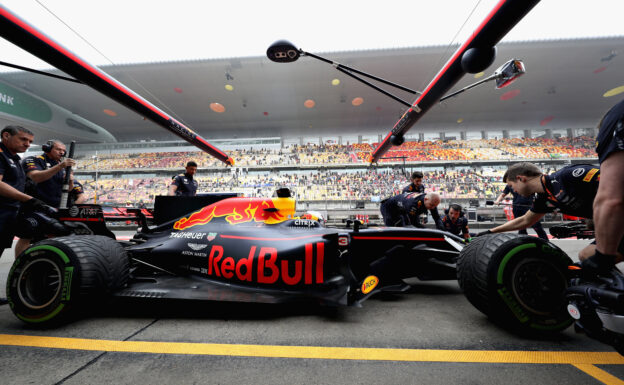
[205,242,324,286]
[174,197,295,230]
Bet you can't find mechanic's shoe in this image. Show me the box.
[580,250,617,278]
[0,297,8,305]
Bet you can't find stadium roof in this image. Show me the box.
[0,36,622,143]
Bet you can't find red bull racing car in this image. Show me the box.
[7,190,466,325]
[1,0,576,340]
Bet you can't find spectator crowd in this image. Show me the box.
[70,136,596,205]
[75,137,595,171]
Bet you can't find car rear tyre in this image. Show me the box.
[7,235,129,325]
[457,233,573,334]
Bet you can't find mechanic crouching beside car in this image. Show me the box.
[380,192,444,229]
[441,203,471,240]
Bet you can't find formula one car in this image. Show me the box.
[3,0,581,341]
[7,189,465,325]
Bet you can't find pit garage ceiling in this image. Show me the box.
[0,36,622,143]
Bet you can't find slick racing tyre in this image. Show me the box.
[7,235,129,326]
[457,233,573,334]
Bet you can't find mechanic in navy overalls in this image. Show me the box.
[69,170,87,205]
[478,162,610,263]
[494,183,548,240]
[402,171,425,193]
[440,203,471,240]
[585,98,624,273]
[0,126,36,262]
[380,192,444,229]
[168,161,198,196]
[15,140,75,257]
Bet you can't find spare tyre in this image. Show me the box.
[457,233,573,333]
[7,235,129,326]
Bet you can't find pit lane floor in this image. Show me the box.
[0,232,623,385]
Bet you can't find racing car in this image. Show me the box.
[7,0,614,351]
[1,0,571,333]
[7,189,466,325]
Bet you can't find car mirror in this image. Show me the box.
[494,59,525,89]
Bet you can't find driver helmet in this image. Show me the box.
[301,210,325,225]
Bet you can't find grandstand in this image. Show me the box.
[72,135,598,224]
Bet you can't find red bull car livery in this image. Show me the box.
[173,197,294,229]
[6,190,465,325]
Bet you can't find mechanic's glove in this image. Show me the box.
[24,198,57,216]
[580,250,616,277]
[475,230,492,237]
[45,218,71,236]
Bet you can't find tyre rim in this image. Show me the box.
[17,258,62,310]
[511,258,567,315]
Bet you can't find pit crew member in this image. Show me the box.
[584,98,624,273]
[494,183,548,240]
[441,203,470,240]
[478,162,609,262]
[15,139,75,256]
[69,171,87,205]
[402,171,425,193]
[380,192,443,229]
[0,125,35,261]
[168,161,198,196]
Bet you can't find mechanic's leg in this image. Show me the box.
[0,209,17,260]
[15,238,31,259]
[579,244,596,261]
[594,151,624,256]
[532,221,549,240]
[381,209,392,226]
[380,204,388,226]
[518,228,528,235]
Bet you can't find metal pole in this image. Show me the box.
[94,151,99,204]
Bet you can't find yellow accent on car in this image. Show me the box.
[361,275,379,294]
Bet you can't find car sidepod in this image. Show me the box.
[123,219,351,305]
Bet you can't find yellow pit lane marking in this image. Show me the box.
[573,364,624,385]
[1,334,624,366]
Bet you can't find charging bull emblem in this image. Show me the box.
[173,197,295,230]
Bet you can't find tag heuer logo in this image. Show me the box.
[188,243,208,251]
[207,232,217,241]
